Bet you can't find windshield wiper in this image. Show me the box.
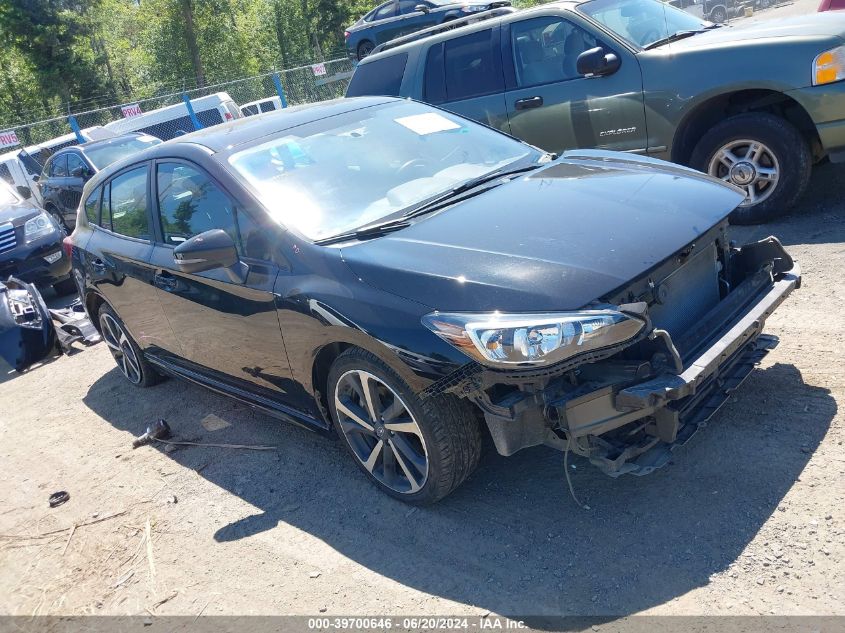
[314,219,412,245]
[401,163,545,220]
[643,23,721,50]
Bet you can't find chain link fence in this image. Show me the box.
[0,57,355,185]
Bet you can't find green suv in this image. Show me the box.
[346,0,845,223]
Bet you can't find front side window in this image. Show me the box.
[66,153,88,177]
[156,163,238,246]
[374,1,397,19]
[105,167,150,239]
[346,53,408,97]
[398,0,422,14]
[443,29,503,101]
[84,186,102,225]
[579,0,707,48]
[228,101,538,241]
[50,154,68,178]
[511,17,601,87]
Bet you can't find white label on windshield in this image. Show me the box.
[395,113,460,136]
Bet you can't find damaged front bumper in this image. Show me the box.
[447,237,801,477]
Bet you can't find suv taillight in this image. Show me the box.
[62,235,73,260]
[344,30,350,40]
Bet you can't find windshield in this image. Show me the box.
[228,101,537,241]
[84,135,162,170]
[579,0,708,48]
[0,182,19,206]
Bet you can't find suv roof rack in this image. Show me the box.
[369,5,516,56]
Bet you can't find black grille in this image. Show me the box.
[0,223,16,255]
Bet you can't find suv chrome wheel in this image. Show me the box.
[100,312,142,384]
[334,369,429,494]
[707,139,780,207]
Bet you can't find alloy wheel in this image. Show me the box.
[334,369,429,494]
[100,313,143,384]
[707,139,780,207]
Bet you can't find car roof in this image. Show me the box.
[359,0,581,62]
[52,133,146,157]
[160,96,398,153]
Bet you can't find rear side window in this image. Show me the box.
[84,186,102,225]
[259,100,277,113]
[346,53,408,97]
[105,167,150,239]
[443,29,503,101]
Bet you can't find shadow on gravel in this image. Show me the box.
[83,358,835,620]
[731,162,845,248]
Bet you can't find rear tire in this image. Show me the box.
[357,40,374,61]
[690,112,812,225]
[98,303,163,388]
[709,5,727,22]
[327,347,481,504]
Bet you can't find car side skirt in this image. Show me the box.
[145,353,332,434]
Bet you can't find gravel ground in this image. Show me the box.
[1,3,843,620]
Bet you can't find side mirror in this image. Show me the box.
[173,229,248,283]
[31,174,40,183]
[415,3,430,11]
[576,47,621,77]
[16,185,32,199]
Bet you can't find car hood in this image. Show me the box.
[0,199,42,227]
[669,14,845,50]
[340,151,745,312]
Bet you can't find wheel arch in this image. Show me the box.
[309,333,437,425]
[84,289,108,334]
[671,89,821,166]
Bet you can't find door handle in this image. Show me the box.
[154,271,178,291]
[91,258,107,272]
[514,96,544,110]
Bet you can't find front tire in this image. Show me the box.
[327,348,481,504]
[690,112,811,225]
[98,303,163,387]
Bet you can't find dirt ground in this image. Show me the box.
[1,5,843,620]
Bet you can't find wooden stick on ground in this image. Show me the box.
[61,524,77,556]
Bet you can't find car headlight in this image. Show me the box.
[461,4,488,11]
[24,212,56,244]
[813,45,845,86]
[422,309,645,367]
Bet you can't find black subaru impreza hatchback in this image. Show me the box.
[69,97,799,504]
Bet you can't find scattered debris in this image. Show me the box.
[49,491,70,508]
[133,420,172,449]
[153,438,276,451]
[145,519,156,591]
[113,569,134,588]
[167,495,177,504]
[151,591,178,610]
[309,571,321,579]
[61,524,77,556]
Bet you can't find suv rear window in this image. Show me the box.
[346,53,408,97]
